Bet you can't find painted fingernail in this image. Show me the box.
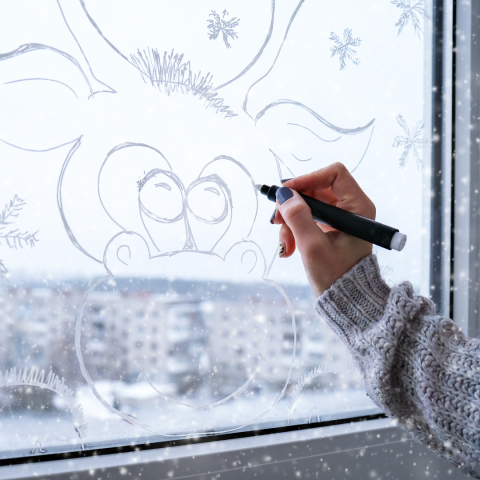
[276,187,293,205]
[269,208,277,224]
[279,242,286,257]
[280,178,294,184]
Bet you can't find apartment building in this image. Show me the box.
[0,282,353,404]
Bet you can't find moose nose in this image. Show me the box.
[139,169,189,254]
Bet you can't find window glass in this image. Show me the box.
[0,0,433,457]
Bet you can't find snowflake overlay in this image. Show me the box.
[391,0,426,38]
[392,115,428,169]
[207,10,240,49]
[0,195,39,286]
[329,29,361,71]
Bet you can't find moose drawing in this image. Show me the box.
[0,0,375,435]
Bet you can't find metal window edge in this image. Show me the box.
[453,0,480,336]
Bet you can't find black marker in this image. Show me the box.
[255,184,407,251]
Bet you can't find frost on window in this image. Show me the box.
[0,0,431,457]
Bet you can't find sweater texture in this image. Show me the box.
[315,255,480,478]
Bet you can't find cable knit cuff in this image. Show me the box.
[315,255,391,351]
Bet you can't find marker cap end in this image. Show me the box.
[390,232,407,251]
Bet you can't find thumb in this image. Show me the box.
[275,187,327,258]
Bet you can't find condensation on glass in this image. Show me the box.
[0,0,433,458]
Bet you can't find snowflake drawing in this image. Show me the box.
[329,29,361,71]
[207,10,239,49]
[0,195,39,286]
[391,0,426,38]
[392,115,428,169]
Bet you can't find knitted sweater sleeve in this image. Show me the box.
[315,255,480,478]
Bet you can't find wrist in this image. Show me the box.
[307,245,373,297]
[315,254,390,333]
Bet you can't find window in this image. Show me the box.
[0,0,458,471]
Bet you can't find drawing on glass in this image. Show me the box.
[0,367,87,450]
[286,363,357,424]
[0,196,39,286]
[30,440,46,455]
[0,0,382,436]
[391,0,426,37]
[393,115,428,169]
[309,407,320,424]
[329,29,361,71]
[207,10,240,49]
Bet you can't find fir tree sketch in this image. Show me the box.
[0,195,39,286]
[392,115,428,169]
[391,0,426,38]
[329,29,361,71]
[207,10,239,49]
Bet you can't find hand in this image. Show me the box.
[272,162,375,297]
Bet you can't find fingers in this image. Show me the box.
[270,204,296,257]
[270,207,283,225]
[278,222,295,258]
[283,163,375,219]
[275,187,327,257]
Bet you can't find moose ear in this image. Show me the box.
[255,99,375,180]
[0,44,91,151]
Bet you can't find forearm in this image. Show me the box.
[315,255,480,478]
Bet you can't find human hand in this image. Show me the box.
[271,162,375,297]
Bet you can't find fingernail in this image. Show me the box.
[269,208,277,224]
[279,242,286,258]
[280,178,294,184]
[276,187,293,205]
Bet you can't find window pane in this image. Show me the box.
[0,0,434,457]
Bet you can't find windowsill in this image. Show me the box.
[0,417,457,480]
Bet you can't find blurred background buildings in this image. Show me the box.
[0,280,354,411]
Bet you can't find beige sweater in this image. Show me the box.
[315,255,480,478]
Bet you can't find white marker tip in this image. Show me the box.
[390,232,407,251]
[254,184,263,191]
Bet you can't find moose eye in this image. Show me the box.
[138,169,185,223]
[186,176,229,224]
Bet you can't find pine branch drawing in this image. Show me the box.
[207,10,239,49]
[0,367,88,448]
[287,362,357,422]
[329,29,361,71]
[0,195,39,285]
[391,0,426,38]
[392,115,428,169]
[130,49,236,118]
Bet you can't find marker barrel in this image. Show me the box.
[263,185,400,250]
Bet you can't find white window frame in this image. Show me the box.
[1,1,471,478]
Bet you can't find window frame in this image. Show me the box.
[0,0,466,477]
[0,418,458,480]
[452,0,480,336]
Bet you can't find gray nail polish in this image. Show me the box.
[276,187,293,205]
[279,242,285,257]
[269,208,277,224]
[280,178,294,184]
